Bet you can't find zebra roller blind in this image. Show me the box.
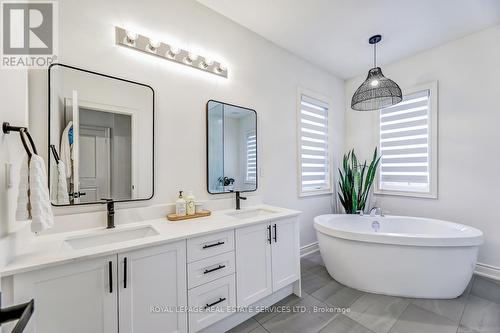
[246,131,256,183]
[379,89,431,193]
[299,94,331,195]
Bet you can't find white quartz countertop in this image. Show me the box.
[1,205,300,277]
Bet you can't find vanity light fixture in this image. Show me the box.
[351,35,402,111]
[115,26,228,78]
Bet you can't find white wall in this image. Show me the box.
[345,25,500,270]
[0,70,28,278]
[27,0,345,247]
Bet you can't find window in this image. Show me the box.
[298,91,332,196]
[376,82,438,197]
[245,131,257,183]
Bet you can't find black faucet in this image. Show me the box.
[235,191,247,210]
[102,199,115,229]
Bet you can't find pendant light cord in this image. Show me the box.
[373,43,377,68]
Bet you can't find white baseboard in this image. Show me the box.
[475,262,500,281]
[300,242,319,257]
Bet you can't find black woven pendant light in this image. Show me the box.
[351,35,402,111]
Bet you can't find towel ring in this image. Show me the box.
[2,122,38,158]
[19,129,37,158]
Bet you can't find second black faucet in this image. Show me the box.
[102,199,115,229]
[235,191,247,210]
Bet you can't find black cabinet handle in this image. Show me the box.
[203,264,226,274]
[267,225,272,244]
[204,297,226,309]
[108,261,113,293]
[273,224,277,243]
[202,241,225,249]
[124,257,127,289]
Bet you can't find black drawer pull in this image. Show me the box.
[108,261,113,293]
[124,257,128,289]
[267,225,272,244]
[202,241,225,249]
[203,264,226,274]
[204,297,226,309]
[273,224,277,242]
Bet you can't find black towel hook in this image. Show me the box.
[2,122,38,158]
[49,145,60,164]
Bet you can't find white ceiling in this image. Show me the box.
[197,0,500,79]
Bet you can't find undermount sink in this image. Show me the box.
[65,225,159,250]
[226,208,278,220]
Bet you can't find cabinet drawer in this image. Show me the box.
[187,230,234,263]
[188,274,236,332]
[188,251,235,289]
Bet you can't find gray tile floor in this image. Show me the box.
[228,252,500,333]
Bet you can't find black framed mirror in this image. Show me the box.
[206,100,257,194]
[48,63,154,206]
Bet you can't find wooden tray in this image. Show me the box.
[167,210,211,221]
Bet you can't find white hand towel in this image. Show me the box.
[50,163,58,203]
[57,161,69,204]
[29,155,54,232]
[50,161,70,205]
[16,155,55,232]
[15,157,30,221]
[60,121,73,178]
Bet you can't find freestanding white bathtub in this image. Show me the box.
[314,214,483,299]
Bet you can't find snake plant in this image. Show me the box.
[338,148,380,214]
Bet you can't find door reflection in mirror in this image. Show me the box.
[48,64,154,206]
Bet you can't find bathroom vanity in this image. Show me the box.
[1,205,301,333]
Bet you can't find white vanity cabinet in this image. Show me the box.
[7,208,301,333]
[13,241,187,333]
[13,254,119,333]
[235,216,300,307]
[186,230,237,332]
[235,222,273,306]
[271,217,301,290]
[118,241,188,333]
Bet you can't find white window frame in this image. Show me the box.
[297,88,333,197]
[374,81,438,198]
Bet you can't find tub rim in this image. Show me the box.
[314,214,484,247]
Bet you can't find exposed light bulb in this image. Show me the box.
[185,52,198,64]
[148,39,161,52]
[125,30,138,44]
[167,45,180,58]
[200,57,214,69]
[215,63,227,73]
[370,79,379,87]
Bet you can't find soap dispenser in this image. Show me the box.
[186,191,196,216]
[176,191,187,216]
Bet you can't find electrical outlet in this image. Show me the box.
[5,163,12,189]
